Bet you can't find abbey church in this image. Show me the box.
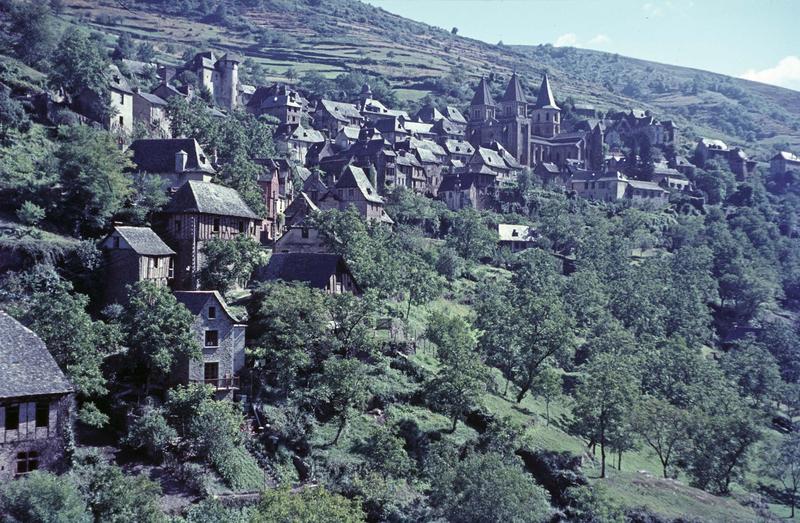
[467,73,603,171]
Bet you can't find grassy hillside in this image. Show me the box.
[58,0,800,158]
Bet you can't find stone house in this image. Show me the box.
[652,165,690,191]
[396,150,425,193]
[335,126,362,151]
[0,311,73,481]
[256,252,360,294]
[273,223,328,254]
[770,151,800,176]
[159,52,245,111]
[132,91,170,138]
[158,181,261,290]
[497,224,537,252]
[318,165,393,223]
[313,100,364,137]
[254,159,284,244]
[275,125,325,165]
[173,291,245,399]
[100,226,175,306]
[128,138,215,189]
[438,173,483,211]
[694,138,757,179]
[246,83,304,125]
[570,171,669,203]
[74,64,134,139]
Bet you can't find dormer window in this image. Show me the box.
[208,306,217,319]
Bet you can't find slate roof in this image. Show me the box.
[534,73,559,110]
[135,92,168,106]
[318,99,363,121]
[774,151,800,162]
[130,138,216,174]
[627,179,668,192]
[173,290,241,322]
[107,64,134,95]
[111,226,174,256]
[289,125,325,143]
[256,253,353,290]
[439,172,478,192]
[444,106,467,125]
[0,310,73,400]
[335,166,384,204]
[415,105,445,123]
[443,139,475,156]
[501,73,527,103]
[471,77,496,106]
[163,180,259,219]
[498,224,536,243]
[416,147,440,164]
[338,127,361,140]
[432,117,463,136]
[536,162,561,174]
[699,138,728,150]
[473,147,507,169]
[403,120,434,136]
[248,84,303,110]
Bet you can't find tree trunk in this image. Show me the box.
[545,400,550,425]
[332,416,347,445]
[617,450,622,471]
[503,377,510,397]
[600,440,607,478]
[448,416,458,433]
[661,458,669,479]
[516,383,531,403]
[406,297,413,320]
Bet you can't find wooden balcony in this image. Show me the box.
[191,376,240,391]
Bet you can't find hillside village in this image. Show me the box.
[2,1,800,522]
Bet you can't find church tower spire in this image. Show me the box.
[531,72,561,138]
[469,77,496,122]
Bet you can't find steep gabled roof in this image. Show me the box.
[173,290,241,323]
[501,73,527,103]
[444,106,467,124]
[163,180,259,219]
[0,310,73,400]
[470,77,496,107]
[534,73,559,110]
[129,138,216,175]
[439,172,478,192]
[256,253,354,290]
[109,226,175,256]
[335,166,384,204]
[318,99,363,121]
[135,92,168,106]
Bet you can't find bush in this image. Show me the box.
[0,471,90,523]
[124,406,177,462]
[17,201,45,226]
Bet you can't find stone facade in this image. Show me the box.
[173,292,246,400]
[0,396,73,481]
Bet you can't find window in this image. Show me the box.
[5,404,19,430]
[16,452,38,475]
[175,220,182,233]
[35,402,49,428]
[301,228,309,239]
[212,218,220,233]
[208,306,217,319]
[153,257,159,268]
[238,221,244,233]
[205,330,219,347]
[119,116,124,126]
[168,257,174,279]
[204,362,219,382]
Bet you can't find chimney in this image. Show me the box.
[175,150,188,173]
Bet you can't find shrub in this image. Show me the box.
[17,201,45,226]
[0,471,90,523]
[124,406,177,462]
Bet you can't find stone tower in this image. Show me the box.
[530,73,560,139]
[498,72,530,164]
[468,77,496,123]
[216,53,241,111]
